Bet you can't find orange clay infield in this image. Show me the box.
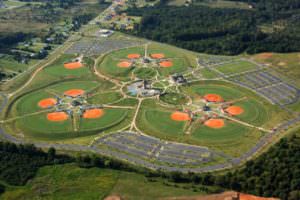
[127,54,141,59]
[47,112,68,121]
[150,53,165,59]
[38,98,57,108]
[204,119,225,128]
[117,61,132,68]
[204,94,224,102]
[83,108,104,119]
[64,62,83,69]
[225,106,244,115]
[64,89,85,97]
[170,111,191,121]
[159,60,173,68]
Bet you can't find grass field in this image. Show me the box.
[215,60,258,75]
[87,92,123,105]
[43,55,92,77]
[79,108,129,131]
[1,163,217,200]
[133,67,157,79]
[183,82,244,101]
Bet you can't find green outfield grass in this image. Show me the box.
[14,90,56,116]
[148,43,187,59]
[133,67,157,79]
[49,80,99,94]
[106,46,145,59]
[191,120,249,141]
[98,55,134,81]
[15,112,73,140]
[79,108,129,131]
[141,109,187,136]
[158,58,188,76]
[43,54,91,77]
[183,82,244,101]
[216,60,258,75]
[233,98,269,126]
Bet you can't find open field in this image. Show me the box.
[215,60,258,75]
[1,164,218,200]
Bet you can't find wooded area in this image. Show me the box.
[125,0,300,55]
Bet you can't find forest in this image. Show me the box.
[125,0,300,55]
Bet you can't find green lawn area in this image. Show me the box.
[49,80,99,94]
[183,82,244,101]
[133,67,157,79]
[233,98,269,126]
[199,68,220,79]
[43,55,91,77]
[98,55,134,81]
[216,60,258,75]
[79,108,129,131]
[14,90,55,116]
[15,112,74,140]
[1,164,216,200]
[0,54,37,73]
[108,46,145,59]
[87,92,123,105]
[158,58,188,76]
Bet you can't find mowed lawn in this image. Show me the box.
[158,58,188,76]
[216,60,258,75]
[43,54,91,77]
[79,108,129,131]
[87,91,123,105]
[107,46,145,59]
[98,55,134,81]
[191,120,249,141]
[233,98,269,126]
[49,80,99,94]
[15,112,74,140]
[14,90,55,116]
[139,109,187,137]
[183,82,244,101]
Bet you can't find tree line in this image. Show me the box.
[124,1,300,55]
[1,133,300,199]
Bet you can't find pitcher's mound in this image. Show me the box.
[117,61,132,68]
[64,62,83,69]
[159,60,173,68]
[83,108,104,119]
[47,112,68,121]
[150,53,165,59]
[38,98,57,108]
[64,89,85,97]
[204,119,224,128]
[171,111,191,121]
[204,94,223,102]
[225,106,244,115]
[127,54,141,59]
